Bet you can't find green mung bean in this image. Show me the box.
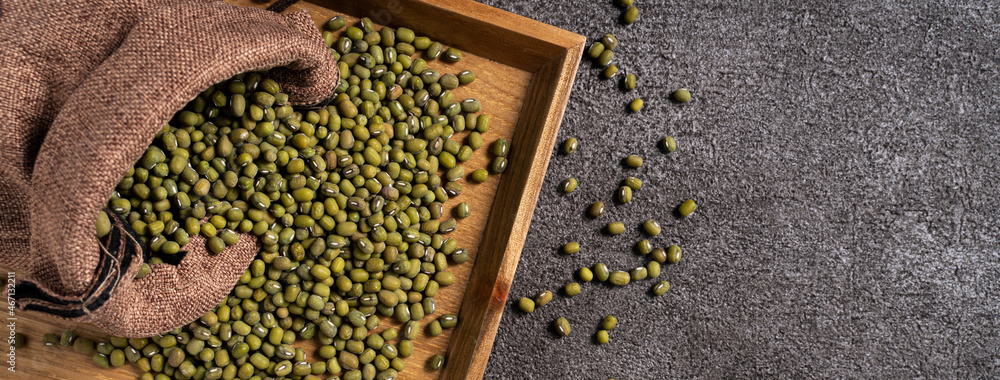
[491,157,508,173]
[458,70,476,84]
[637,239,652,255]
[561,178,578,193]
[428,321,443,336]
[667,245,682,263]
[593,263,610,282]
[578,267,594,282]
[596,330,610,344]
[429,354,445,370]
[643,219,661,236]
[561,138,578,155]
[598,50,614,67]
[647,261,661,278]
[604,65,618,79]
[673,88,691,102]
[327,16,346,30]
[602,315,618,330]
[630,266,648,281]
[617,186,632,203]
[534,290,553,307]
[653,280,671,295]
[625,154,643,168]
[492,138,509,157]
[96,211,111,238]
[563,241,580,255]
[14,333,25,349]
[629,98,643,112]
[93,353,110,368]
[607,222,625,235]
[74,337,95,354]
[601,34,619,50]
[564,282,581,296]
[624,73,636,91]
[60,330,76,346]
[554,317,571,336]
[623,6,639,24]
[42,333,58,346]
[471,169,489,183]
[589,201,605,218]
[651,247,667,263]
[661,136,677,152]
[609,271,630,286]
[456,202,471,218]
[621,178,641,192]
[587,41,605,59]
[518,297,535,313]
[679,199,697,217]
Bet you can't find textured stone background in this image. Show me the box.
[476,0,1000,378]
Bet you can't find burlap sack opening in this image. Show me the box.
[0,0,339,337]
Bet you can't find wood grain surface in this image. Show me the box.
[2,1,583,379]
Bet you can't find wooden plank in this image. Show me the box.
[5,1,584,379]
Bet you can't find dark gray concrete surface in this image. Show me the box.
[477,1,1000,378]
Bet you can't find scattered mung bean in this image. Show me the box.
[643,219,661,236]
[623,6,639,24]
[673,88,691,102]
[608,271,630,286]
[661,136,677,152]
[562,138,578,155]
[602,315,618,330]
[518,297,535,313]
[653,280,671,295]
[561,178,578,193]
[554,317,571,336]
[563,241,580,255]
[534,290,554,307]
[564,282,581,296]
[629,98,643,112]
[617,186,632,203]
[667,245,683,263]
[679,199,697,217]
[606,222,625,235]
[589,201,605,218]
[625,154,643,168]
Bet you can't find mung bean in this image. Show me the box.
[518,297,535,313]
[564,282,581,296]
[596,330,610,344]
[625,154,643,168]
[554,317,571,336]
[661,136,677,152]
[534,290,553,307]
[652,280,671,295]
[561,178,578,193]
[667,245,682,263]
[624,73,636,91]
[678,199,697,217]
[617,186,632,203]
[562,241,580,255]
[593,263,610,282]
[602,315,618,330]
[643,219,661,236]
[673,88,691,102]
[604,65,618,79]
[589,201,605,218]
[561,138,578,155]
[623,6,639,24]
[608,271,630,286]
[629,98,643,112]
[606,222,625,235]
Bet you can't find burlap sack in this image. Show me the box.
[0,0,338,337]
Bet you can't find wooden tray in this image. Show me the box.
[6,1,583,379]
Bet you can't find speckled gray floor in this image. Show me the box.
[476,0,1000,378]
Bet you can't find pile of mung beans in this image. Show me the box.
[45,14,508,380]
